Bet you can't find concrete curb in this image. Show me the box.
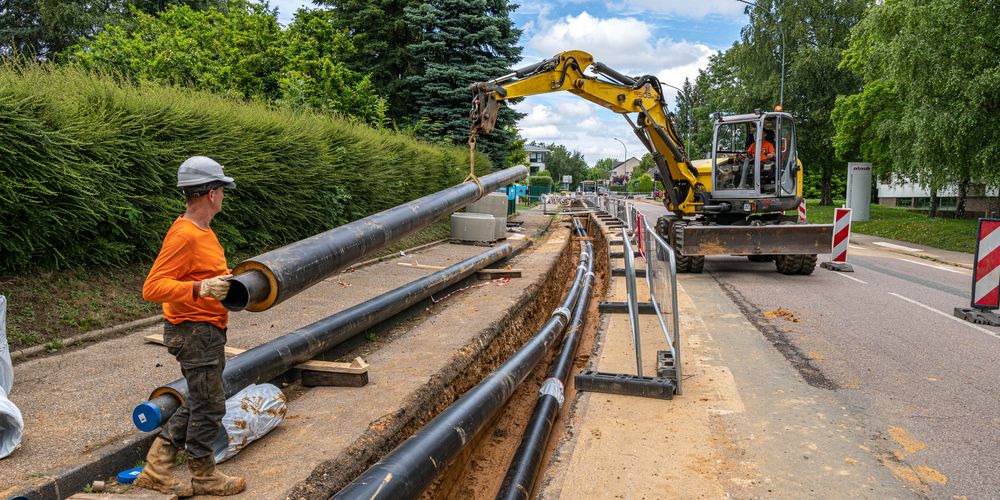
[9,314,161,365]
[7,432,157,500]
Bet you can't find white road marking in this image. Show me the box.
[849,244,864,250]
[873,241,924,252]
[834,272,868,284]
[897,258,969,275]
[889,292,1000,339]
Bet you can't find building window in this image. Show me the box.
[530,166,539,175]
[529,152,545,163]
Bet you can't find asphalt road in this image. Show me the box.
[633,200,1000,498]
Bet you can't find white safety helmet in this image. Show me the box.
[177,156,236,189]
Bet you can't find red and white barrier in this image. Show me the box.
[821,208,854,272]
[831,208,852,263]
[634,211,647,260]
[971,219,1000,310]
[954,218,1000,325]
[798,199,808,222]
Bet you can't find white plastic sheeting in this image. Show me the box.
[0,295,25,459]
[212,383,286,463]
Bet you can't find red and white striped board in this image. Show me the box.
[634,211,646,260]
[798,199,807,222]
[831,208,852,263]
[971,219,1000,310]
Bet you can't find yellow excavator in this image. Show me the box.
[469,50,833,274]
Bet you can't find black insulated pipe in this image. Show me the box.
[132,244,514,432]
[333,224,593,500]
[497,219,594,500]
[222,166,528,312]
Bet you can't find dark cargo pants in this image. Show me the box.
[159,321,227,459]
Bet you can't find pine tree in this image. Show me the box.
[403,0,523,168]
[314,0,421,121]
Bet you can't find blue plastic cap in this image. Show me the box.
[118,466,144,484]
[132,402,162,432]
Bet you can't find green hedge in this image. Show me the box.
[0,65,491,273]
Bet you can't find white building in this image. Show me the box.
[525,144,549,175]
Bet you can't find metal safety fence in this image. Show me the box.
[586,195,682,394]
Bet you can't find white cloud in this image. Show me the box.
[515,12,718,163]
[526,12,715,75]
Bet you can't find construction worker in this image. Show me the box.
[750,129,776,161]
[135,156,245,497]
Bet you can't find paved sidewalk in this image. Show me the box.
[2,215,555,498]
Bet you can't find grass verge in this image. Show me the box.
[801,200,978,254]
[1,220,451,351]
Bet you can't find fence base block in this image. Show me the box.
[953,307,1000,326]
[611,267,646,278]
[575,370,674,399]
[598,301,656,314]
[656,350,676,380]
[820,261,854,272]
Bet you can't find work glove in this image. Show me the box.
[199,274,233,301]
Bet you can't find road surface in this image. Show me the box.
[634,200,999,498]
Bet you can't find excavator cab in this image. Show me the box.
[710,112,799,211]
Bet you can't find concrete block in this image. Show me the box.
[451,213,497,242]
[468,193,508,220]
[494,216,507,240]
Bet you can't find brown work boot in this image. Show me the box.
[133,437,193,497]
[188,455,246,496]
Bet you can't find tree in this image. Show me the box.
[541,143,587,189]
[0,0,225,60]
[689,0,867,205]
[402,0,523,167]
[312,0,420,121]
[634,173,654,193]
[280,7,387,123]
[833,0,1000,217]
[69,2,386,124]
[594,157,617,171]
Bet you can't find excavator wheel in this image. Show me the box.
[773,223,817,275]
[673,221,705,273]
[774,254,817,275]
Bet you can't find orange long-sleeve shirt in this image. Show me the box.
[143,216,229,329]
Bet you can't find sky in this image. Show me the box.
[269,0,751,164]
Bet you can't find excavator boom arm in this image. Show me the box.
[470,50,703,215]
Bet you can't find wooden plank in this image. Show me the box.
[144,335,367,374]
[68,493,177,500]
[396,262,445,270]
[297,356,369,374]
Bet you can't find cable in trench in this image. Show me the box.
[332,217,595,500]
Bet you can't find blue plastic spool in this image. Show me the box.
[117,466,144,484]
[132,402,162,432]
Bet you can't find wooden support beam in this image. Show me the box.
[144,334,369,376]
[477,268,522,279]
[397,262,446,270]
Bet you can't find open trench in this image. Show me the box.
[287,214,611,499]
[425,215,612,500]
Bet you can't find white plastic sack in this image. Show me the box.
[212,383,286,463]
[0,295,24,459]
[0,295,11,395]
